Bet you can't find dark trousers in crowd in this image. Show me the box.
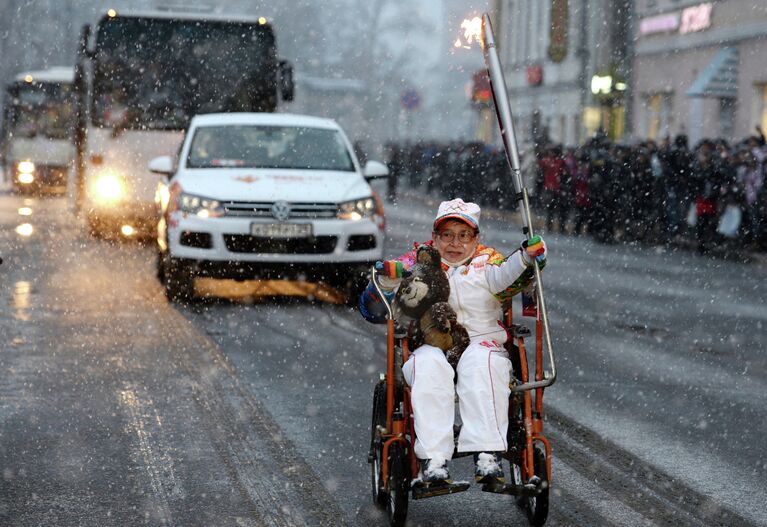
[572,206,590,235]
[542,189,568,233]
[591,197,618,243]
[664,189,682,239]
[742,205,762,247]
[696,213,718,254]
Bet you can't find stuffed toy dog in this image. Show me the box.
[392,245,469,368]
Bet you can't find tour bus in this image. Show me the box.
[1,67,76,193]
[71,9,294,237]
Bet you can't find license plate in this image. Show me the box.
[250,223,312,238]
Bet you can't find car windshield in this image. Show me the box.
[186,125,356,171]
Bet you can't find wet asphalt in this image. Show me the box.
[1,189,765,526]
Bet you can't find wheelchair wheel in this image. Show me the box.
[370,380,387,508]
[386,443,409,527]
[511,444,549,526]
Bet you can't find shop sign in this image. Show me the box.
[680,3,713,34]
[547,0,568,63]
[639,13,679,35]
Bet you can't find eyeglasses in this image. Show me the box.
[436,230,477,243]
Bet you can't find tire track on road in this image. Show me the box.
[118,383,183,525]
[160,299,350,527]
[547,408,756,526]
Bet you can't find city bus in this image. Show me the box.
[1,67,76,193]
[71,9,294,237]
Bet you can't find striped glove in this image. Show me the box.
[520,236,547,267]
[375,260,405,291]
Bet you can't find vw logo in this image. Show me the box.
[271,201,291,222]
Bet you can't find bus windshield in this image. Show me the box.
[92,16,276,131]
[9,83,74,140]
[186,125,356,171]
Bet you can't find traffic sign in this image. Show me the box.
[400,89,421,111]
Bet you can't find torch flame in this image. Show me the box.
[461,17,482,46]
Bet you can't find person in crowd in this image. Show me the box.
[571,148,592,235]
[664,135,693,242]
[736,149,764,247]
[691,141,727,254]
[587,137,616,243]
[358,199,548,486]
[626,146,656,243]
[538,145,569,233]
[384,142,402,202]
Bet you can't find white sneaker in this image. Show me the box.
[419,457,450,484]
[474,452,505,483]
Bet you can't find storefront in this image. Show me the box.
[632,0,767,144]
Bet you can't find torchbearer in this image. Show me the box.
[360,14,557,525]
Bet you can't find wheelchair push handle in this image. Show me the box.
[370,265,395,320]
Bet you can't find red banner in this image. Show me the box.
[548,0,569,63]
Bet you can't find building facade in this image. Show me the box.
[632,0,767,145]
[494,0,632,147]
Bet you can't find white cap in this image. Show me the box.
[433,198,481,230]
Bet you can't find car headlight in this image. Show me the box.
[17,161,35,174]
[338,197,375,220]
[178,192,223,218]
[93,174,126,203]
[16,161,35,184]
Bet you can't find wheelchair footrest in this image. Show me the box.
[481,479,546,497]
[412,480,471,500]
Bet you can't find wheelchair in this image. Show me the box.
[367,266,556,527]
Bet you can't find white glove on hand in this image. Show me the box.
[374,260,405,291]
[377,275,402,292]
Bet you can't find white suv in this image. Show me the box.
[149,113,388,301]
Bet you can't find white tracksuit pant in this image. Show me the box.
[401,338,511,461]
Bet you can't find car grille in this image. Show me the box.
[347,234,377,251]
[221,201,338,219]
[180,231,212,249]
[224,234,337,254]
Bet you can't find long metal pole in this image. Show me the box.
[481,13,556,391]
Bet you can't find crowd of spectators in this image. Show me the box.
[383,127,767,256]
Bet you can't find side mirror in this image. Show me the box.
[363,160,389,180]
[279,60,294,102]
[148,155,174,176]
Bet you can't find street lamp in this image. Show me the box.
[589,72,627,140]
[590,74,612,95]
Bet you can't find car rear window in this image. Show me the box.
[186,125,355,171]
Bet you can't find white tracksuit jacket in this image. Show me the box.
[401,249,531,461]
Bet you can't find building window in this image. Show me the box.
[645,93,672,140]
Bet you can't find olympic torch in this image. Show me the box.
[481,13,556,390]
